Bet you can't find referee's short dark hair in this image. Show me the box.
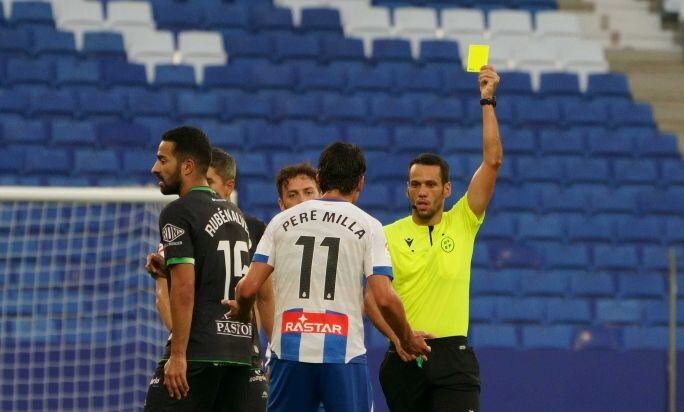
[162,126,211,175]
[276,162,317,198]
[317,142,366,195]
[210,147,236,182]
[409,153,450,184]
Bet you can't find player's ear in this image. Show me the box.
[356,175,365,193]
[444,181,452,199]
[225,179,235,196]
[278,197,285,211]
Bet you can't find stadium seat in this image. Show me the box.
[518,215,564,242]
[440,8,485,39]
[586,72,632,99]
[469,324,518,348]
[565,158,611,184]
[246,122,295,151]
[586,130,635,158]
[178,31,226,82]
[641,245,670,273]
[25,147,71,174]
[74,150,119,175]
[538,129,584,155]
[565,215,614,243]
[154,64,196,89]
[273,93,320,122]
[291,123,341,150]
[2,117,49,145]
[393,66,443,96]
[418,39,461,69]
[252,64,297,91]
[204,124,244,152]
[203,65,252,91]
[152,2,203,32]
[443,127,483,154]
[593,245,639,272]
[30,90,77,119]
[32,29,76,58]
[490,243,542,269]
[394,127,440,153]
[562,100,608,127]
[489,10,533,40]
[55,60,100,90]
[357,184,392,210]
[128,90,175,119]
[371,38,413,64]
[300,7,342,34]
[225,93,273,122]
[569,272,615,297]
[470,297,496,323]
[6,58,53,88]
[536,11,582,40]
[392,7,438,55]
[615,216,663,244]
[543,244,590,270]
[623,326,669,350]
[516,156,564,183]
[95,121,151,148]
[297,65,346,94]
[346,125,392,151]
[234,153,269,180]
[540,186,587,213]
[79,90,127,121]
[53,0,104,48]
[347,66,393,95]
[491,186,538,213]
[0,28,32,58]
[639,188,684,215]
[635,133,680,158]
[596,300,643,325]
[0,147,25,174]
[222,34,273,65]
[516,98,561,128]
[478,215,516,242]
[100,61,147,89]
[203,3,249,34]
[177,92,223,120]
[664,218,684,245]
[50,120,96,148]
[539,72,581,96]
[322,36,366,63]
[520,271,568,297]
[251,6,295,35]
[471,271,518,296]
[589,186,640,215]
[105,1,154,42]
[82,31,126,62]
[547,298,594,324]
[343,6,392,51]
[0,89,30,115]
[523,325,573,349]
[618,274,666,299]
[10,1,54,29]
[496,297,545,323]
[322,95,367,124]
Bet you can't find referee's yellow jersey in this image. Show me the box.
[384,194,484,338]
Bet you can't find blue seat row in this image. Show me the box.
[373,0,557,12]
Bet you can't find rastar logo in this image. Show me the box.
[162,223,184,243]
[281,311,348,336]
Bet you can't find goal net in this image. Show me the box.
[0,186,173,411]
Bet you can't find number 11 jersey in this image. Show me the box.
[253,199,393,364]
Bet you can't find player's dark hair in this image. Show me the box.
[162,126,211,175]
[210,147,236,182]
[317,142,366,195]
[275,162,318,198]
[408,153,450,184]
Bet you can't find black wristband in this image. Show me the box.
[480,97,496,107]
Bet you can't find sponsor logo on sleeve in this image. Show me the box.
[162,224,185,243]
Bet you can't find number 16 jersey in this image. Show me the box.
[253,199,393,364]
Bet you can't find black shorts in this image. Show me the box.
[144,362,267,412]
[379,336,481,412]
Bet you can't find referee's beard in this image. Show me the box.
[156,166,182,196]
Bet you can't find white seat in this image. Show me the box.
[663,0,679,14]
[275,0,330,24]
[513,41,561,89]
[178,31,227,83]
[128,31,177,80]
[106,1,154,32]
[560,40,608,88]
[488,10,532,36]
[441,8,485,37]
[52,0,105,48]
[344,7,392,54]
[393,7,438,57]
[535,11,581,38]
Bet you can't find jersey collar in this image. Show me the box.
[189,185,214,194]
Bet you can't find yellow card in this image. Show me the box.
[467,44,489,73]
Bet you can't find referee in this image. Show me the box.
[379,66,502,412]
[145,126,257,411]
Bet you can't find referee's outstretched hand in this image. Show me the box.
[145,253,168,279]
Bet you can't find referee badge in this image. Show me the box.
[440,236,455,253]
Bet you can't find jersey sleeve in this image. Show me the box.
[364,218,393,279]
[452,193,485,232]
[252,218,276,267]
[158,201,195,266]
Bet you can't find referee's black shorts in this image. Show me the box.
[144,361,267,412]
[379,336,481,412]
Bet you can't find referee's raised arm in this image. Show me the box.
[467,65,503,218]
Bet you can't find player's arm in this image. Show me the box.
[367,275,430,358]
[467,65,502,218]
[364,289,414,361]
[165,263,194,399]
[255,276,275,342]
[155,278,173,331]
[230,262,274,322]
